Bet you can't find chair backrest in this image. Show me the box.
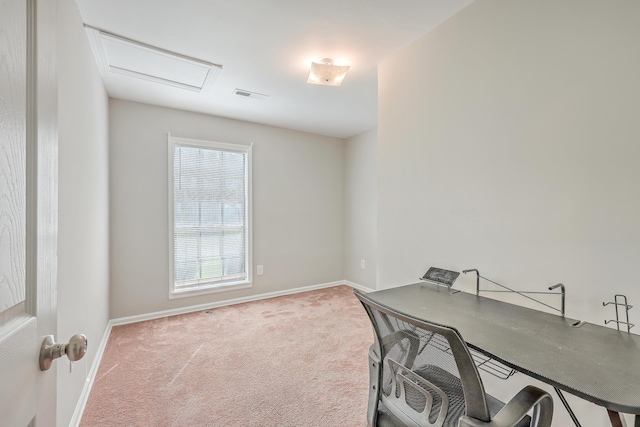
[355,290,491,426]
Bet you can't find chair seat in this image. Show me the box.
[379,364,531,427]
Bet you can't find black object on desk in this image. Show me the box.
[420,267,460,287]
[364,282,640,427]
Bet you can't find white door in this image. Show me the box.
[0,0,58,426]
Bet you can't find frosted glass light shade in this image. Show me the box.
[307,59,350,86]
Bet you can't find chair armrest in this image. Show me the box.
[458,385,553,427]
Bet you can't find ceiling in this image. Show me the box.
[75,0,474,138]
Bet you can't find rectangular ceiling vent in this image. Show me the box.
[84,24,222,93]
[233,89,269,100]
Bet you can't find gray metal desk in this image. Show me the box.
[365,282,640,427]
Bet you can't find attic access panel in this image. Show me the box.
[84,25,221,92]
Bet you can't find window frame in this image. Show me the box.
[168,134,253,299]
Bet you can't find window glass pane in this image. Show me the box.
[174,229,199,281]
[172,140,249,291]
[200,231,221,258]
[175,147,198,193]
[223,257,244,276]
[222,229,245,275]
[223,203,244,226]
[174,202,198,228]
[200,258,222,280]
[200,202,222,227]
[176,259,199,282]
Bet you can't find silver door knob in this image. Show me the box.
[39,334,88,371]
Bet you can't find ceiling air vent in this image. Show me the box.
[233,89,269,100]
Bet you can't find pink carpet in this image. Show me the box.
[80,285,373,426]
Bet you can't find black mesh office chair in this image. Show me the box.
[355,290,553,427]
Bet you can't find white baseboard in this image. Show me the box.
[68,318,114,427]
[343,280,375,293]
[68,279,373,426]
[110,280,364,326]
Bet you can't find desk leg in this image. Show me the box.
[607,410,627,427]
[554,388,582,427]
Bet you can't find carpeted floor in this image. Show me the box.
[80,285,373,426]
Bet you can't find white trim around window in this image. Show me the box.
[168,134,253,299]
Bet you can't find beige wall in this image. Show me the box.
[378,0,640,425]
[109,99,345,319]
[344,128,377,289]
[57,0,110,425]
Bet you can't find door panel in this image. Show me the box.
[0,318,37,426]
[0,0,58,425]
[0,0,27,323]
[0,0,33,424]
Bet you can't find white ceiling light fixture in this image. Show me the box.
[307,58,350,87]
[84,24,222,93]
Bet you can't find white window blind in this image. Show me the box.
[169,135,251,295]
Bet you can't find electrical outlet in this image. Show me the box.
[361,259,366,269]
[257,265,264,275]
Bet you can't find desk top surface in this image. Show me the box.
[365,282,640,414]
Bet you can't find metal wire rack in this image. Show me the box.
[603,294,634,333]
[396,320,516,380]
[468,348,516,380]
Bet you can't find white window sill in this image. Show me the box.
[169,280,252,300]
